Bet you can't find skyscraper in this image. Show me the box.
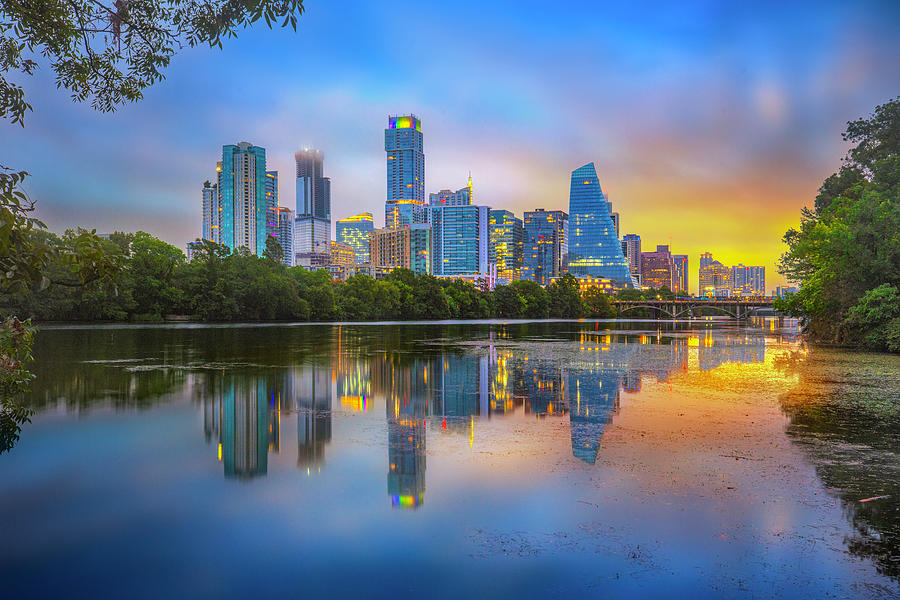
[336,212,374,264]
[489,209,523,283]
[273,206,294,266]
[699,252,731,297]
[409,223,433,276]
[731,265,765,296]
[621,234,641,279]
[385,115,425,229]
[522,209,567,285]
[294,148,331,267]
[429,175,473,207]
[201,180,220,244]
[265,170,278,239]
[640,245,675,290]
[673,254,688,294]
[371,226,432,275]
[427,204,489,277]
[218,142,268,255]
[567,163,634,287]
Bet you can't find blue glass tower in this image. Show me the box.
[385,115,425,229]
[218,142,268,256]
[567,163,635,287]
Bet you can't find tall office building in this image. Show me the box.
[336,212,375,264]
[488,209,523,283]
[427,204,489,276]
[294,148,331,267]
[640,245,675,290]
[699,252,731,297]
[607,201,619,238]
[567,163,634,288]
[201,180,220,244]
[429,175,473,207]
[218,142,268,255]
[731,265,765,296]
[385,115,425,229]
[409,224,433,276]
[265,170,278,239]
[273,207,294,266]
[330,241,356,267]
[371,227,431,275]
[673,254,688,294]
[621,234,641,278]
[522,209,567,285]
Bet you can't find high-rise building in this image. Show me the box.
[371,227,411,272]
[699,253,731,297]
[336,212,374,264]
[607,201,619,238]
[294,148,331,267]
[265,170,278,239]
[385,115,425,229]
[567,163,634,288]
[673,254,688,294]
[640,245,675,290]
[330,241,356,267]
[408,223,432,276]
[429,175,473,207]
[522,209,567,285]
[731,265,765,296]
[273,207,294,266]
[218,142,268,255]
[201,180,220,244]
[427,204,489,277]
[621,234,641,278]
[488,209,523,284]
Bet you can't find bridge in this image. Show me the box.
[611,298,777,320]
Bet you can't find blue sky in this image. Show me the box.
[7,0,900,288]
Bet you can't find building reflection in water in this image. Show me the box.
[196,326,776,483]
[294,361,333,469]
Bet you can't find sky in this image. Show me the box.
[7,0,900,290]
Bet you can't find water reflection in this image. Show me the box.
[776,348,900,582]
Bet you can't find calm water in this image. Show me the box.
[2,320,899,599]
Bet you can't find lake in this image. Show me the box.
[1,319,899,599]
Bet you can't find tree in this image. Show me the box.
[129,231,185,319]
[264,236,284,263]
[583,287,615,318]
[492,284,525,318]
[547,273,583,318]
[778,98,900,349]
[510,280,549,319]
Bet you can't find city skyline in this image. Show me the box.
[8,1,900,288]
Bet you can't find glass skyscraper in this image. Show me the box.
[385,115,425,229]
[429,175,473,207]
[294,148,331,267]
[427,204,489,276]
[218,142,268,255]
[567,162,635,288]
[201,180,220,244]
[273,207,293,266]
[488,209,523,283]
[522,209,567,285]
[265,170,278,239]
[336,212,375,264]
[673,255,688,294]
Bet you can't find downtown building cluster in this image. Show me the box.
[198,116,767,295]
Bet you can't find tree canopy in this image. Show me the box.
[778,97,900,351]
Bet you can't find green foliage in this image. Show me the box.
[1,1,305,123]
[583,287,615,318]
[778,97,900,350]
[510,280,550,319]
[547,273,583,318]
[847,284,900,352]
[0,317,35,453]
